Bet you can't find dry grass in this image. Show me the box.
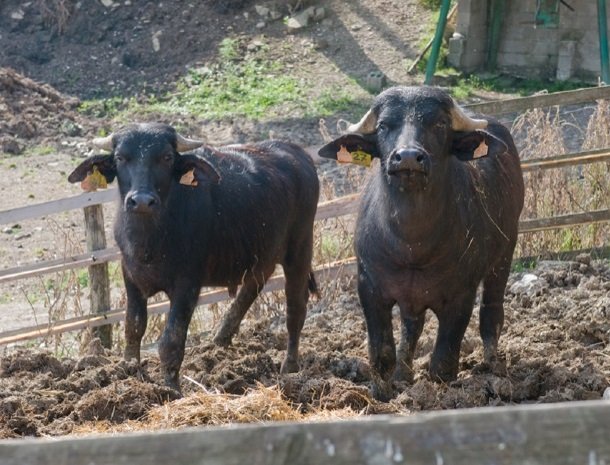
[72,383,365,436]
[513,100,610,258]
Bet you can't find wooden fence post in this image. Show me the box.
[83,204,112,348]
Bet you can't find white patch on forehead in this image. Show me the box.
[135,140,162,160]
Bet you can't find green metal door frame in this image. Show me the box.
[599,0,610,84]
[424,0,452,85]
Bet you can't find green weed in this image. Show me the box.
[23,145,55,157]
[78,96,128,119]
[78,38,362,122]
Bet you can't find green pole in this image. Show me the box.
[487,0,506,71]
[424,0,452,85]
[598,0,610,84]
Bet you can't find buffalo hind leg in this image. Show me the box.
[358,266,396,401]
[123,267,148,363]
[429,292,475,382]
[479,253,512,372]
[281,229,316,375]
[213,276,266,347]
[158,284,200,391]
[395,309,425,383]
[281,262,312,374]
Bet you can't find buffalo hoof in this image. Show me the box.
[371,380,394,402]
[369,369,394,401]
[279,357,299,374]
[163,369,182,394]
[212,332,233,348]
[429,368,458,383]
[393,363,415,383]
[124,345,140,363]
[472,358,507,376]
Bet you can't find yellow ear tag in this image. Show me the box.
[351,150,372,167]
[473,140,488,159]
[81,166,108,192]
[336,145,372,167]
[179,168,198,187]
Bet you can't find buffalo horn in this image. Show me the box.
[450,103,488,131]
[176,133,205,152]
[347,109,377,134]
[91,135,114,151]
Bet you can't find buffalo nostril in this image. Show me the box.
[393,152,402,162]
[126,192,159,212]
[416,154,425,163]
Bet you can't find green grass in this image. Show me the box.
[78,96,126,119]
[447,74,593,101]
[511,259,537,273]
[78,37,362,122]
[172,59,303,119]
[22,145,55,157]
[418,0,442,10]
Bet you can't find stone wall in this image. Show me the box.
[448,0,609,81]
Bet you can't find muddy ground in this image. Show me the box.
[1,255,609,438]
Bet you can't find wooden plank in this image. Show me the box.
[0,189,116,225]
[0,259,357,346]
[315,193,359,220]
[0,247,121,284]
[0,400,609,465]
[464,85,610,115]
[0,141,607,233]
[0,195,362,285]
[521,147,610,172]
[519,209,610,233]
[83,204,112,347]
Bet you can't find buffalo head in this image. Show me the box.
[319,86,507,192]
[68,123,220,215]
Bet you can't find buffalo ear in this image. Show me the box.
[451,130,509,161]
[175,154,221,186]
[318,134,379,167]
[68,155,116,184]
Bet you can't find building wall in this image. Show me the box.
[449,0,609,81]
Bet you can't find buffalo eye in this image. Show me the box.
[377,121,388,133]
[162,152,174,164]
[114,154,125,164]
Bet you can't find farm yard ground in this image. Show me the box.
[1,0,610,441]
[1,256,610,438]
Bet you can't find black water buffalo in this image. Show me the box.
[319,86,524,400]
[69,123,319,390]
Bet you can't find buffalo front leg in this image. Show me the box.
[429,292,476,382]
[395,308,425,383]
[158,285,200,391]
[213,276,265,347]
[480,254,512,369]
[358,266,396,401]
[123,266,148,363]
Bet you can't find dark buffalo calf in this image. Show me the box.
[319,86,524,400]
[69,123,319,390]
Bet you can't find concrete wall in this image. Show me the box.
[449,0,610,81]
